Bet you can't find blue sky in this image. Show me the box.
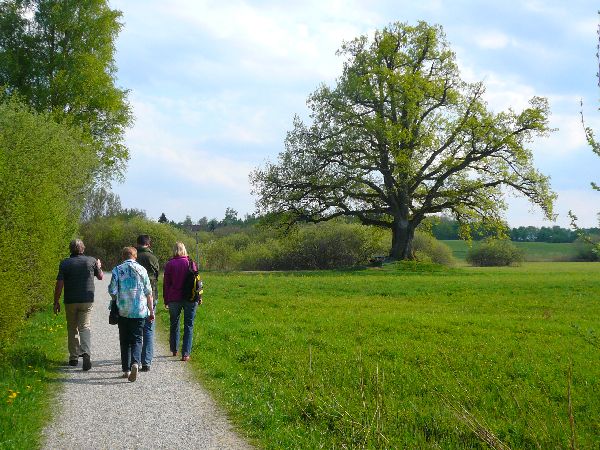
[111,0,599,227]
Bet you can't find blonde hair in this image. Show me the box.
[122,246,137,260]
[173,242,188,257]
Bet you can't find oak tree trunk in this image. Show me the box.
[390,219,415,260]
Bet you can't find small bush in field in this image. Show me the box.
[412,231,456,266]
[466,239,524,266]
[573,235,600,261]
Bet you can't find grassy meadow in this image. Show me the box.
[162,262,600,449]
[0,306,65,449]
[442,240,581,262]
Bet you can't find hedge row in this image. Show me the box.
[0,98,98,347]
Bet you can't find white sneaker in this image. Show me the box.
[128,363,138,382]
[121,372,130,378]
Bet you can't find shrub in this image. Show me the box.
[80,216,197,270]
[466,239,524,266]
[412,231,456,266]
[203,239,237,271]
[276,221,388,270]
[0,98,98,347]
[236,240,284,271]
[573,235,600,261]
[201,220,388,271]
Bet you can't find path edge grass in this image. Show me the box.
[0,305,67,450]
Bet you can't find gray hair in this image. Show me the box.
[69,239,85,255]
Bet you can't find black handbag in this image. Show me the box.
[109,299,119,325]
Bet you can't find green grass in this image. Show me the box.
[0,306,66,449]
[442,240,581,262]
[158,262,600,449]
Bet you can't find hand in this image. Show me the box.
[164,303,169,310]
[53,301,60,314]
[96,259,102,270]
[149,312,155,322]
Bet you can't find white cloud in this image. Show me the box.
[458,63,538,112]
[124,96,254,194]
[536,113,590,156]
[125,0,375,83]
[475,30,511,49]
[507,188,600,228]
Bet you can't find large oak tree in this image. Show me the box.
[0,0,132,179]
[251,22,556,259]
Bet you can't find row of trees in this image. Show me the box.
[424,216,599,243]
[158,207,259,232]
[139,208,596,245]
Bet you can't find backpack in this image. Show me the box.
[183,258,203,303]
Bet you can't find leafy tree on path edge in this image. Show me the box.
[251,21,556,260]
[0,0,132,181]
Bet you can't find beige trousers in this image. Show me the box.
[64,302,93,360]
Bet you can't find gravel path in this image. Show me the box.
[42,275,254,450]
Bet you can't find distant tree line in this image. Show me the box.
[92,202,597,245]
[424,216,599,243]
[157,207,259,233]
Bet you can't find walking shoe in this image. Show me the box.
[82,353,92,371]
[128,363,138,382]
[141,365,150,372]
[172,351,178,357]
[121,372,130,378]
[181,355,190,362]
[68,359,78,366]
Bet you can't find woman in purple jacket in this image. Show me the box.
[163,242,198,361]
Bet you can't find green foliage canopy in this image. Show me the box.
[0,0,132,179]
[251,22,556,260]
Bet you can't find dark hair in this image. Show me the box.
[137,234,151,246]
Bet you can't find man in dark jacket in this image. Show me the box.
[136,234,159,371]
[54,239,103,370]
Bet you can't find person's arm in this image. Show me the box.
[53,280,63,314]
[147,293,155,322]
[108,268,118,299]
[94,259,103,280]
[151,255,159,280]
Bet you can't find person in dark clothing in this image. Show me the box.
[54,239,103,370]
[135,234,159,371]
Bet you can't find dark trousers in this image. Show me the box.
[117,316,144,372]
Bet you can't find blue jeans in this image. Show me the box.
[141,301,157,367]
[169,301,198,356]
[117,317,144,372]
